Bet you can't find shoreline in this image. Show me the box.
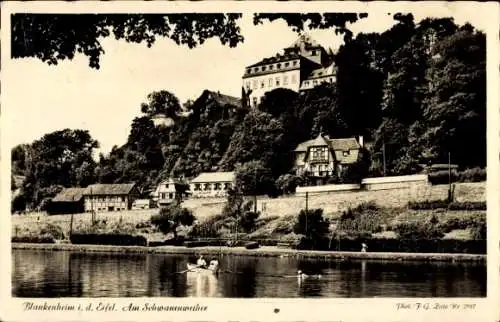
[11,243,486,263]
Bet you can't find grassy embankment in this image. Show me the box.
[11,182,485,246]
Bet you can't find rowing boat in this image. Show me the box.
[186,262,219,274]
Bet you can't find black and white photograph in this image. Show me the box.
[1,1,499,321]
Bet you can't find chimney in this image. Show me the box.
[358,135,364,147]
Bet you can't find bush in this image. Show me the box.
[408,199,450,210]
[394,221,445,240]
[458,167,486,182]
[428,168,486,185]
[338,201,385,233]
[12,234,56,244]
[408,200,486,211]
[448,201,486,211]
[245,241,260,249]
[70,233,147,246]
[325,238,485,253]
[293,209,329,240]
[151,203,195,238]
[275,174,302,195]
[40,223,65,240]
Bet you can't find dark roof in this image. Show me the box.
[52,188,86,202]
[294,135,360,152]
[246,53,302,69]
[205,90,242,108]
[83,183,136,195]
[329,138,360,151]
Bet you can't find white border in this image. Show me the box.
[1,1,499,322]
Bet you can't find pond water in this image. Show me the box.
[12,249,486,298]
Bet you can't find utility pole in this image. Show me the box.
[448,152,452,202]
[305,192,309,236]
[382,141,387,177]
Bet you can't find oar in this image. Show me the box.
[177,264,201,274]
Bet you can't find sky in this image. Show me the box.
[4,10,490,155]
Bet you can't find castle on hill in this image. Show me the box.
[242,33,337,107]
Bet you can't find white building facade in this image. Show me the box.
[242,33,337,107]
[189,172,235,198]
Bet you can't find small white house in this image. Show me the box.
[152,178,178,206]
[190,172,235,198]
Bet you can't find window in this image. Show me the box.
[204,183,211,191]
[283,76,288,85]
[161,193,166,199]
[313,80,318,86]
[304,81,310,86]
[284,62,289,67]
[276,77,280,86]
[165,184,169,189]
[277,63,281,69]
[194,183,201,191]
[121,196,126,202]
[311,50,317,56]
[261,81,265,88]
[269,65,273,70]
[169,193,174,199]
[343,150,350,157]
[214,183,221,190]
[293,60,298,66]
[262,66,266,71]
[224,183,231,190]
[247,68,251,74]
[318,72,323,76]
[312,147,327,161]
[268,78,273,87]
[291,75,297,84]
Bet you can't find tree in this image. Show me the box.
[220,110,290,176]
[418,29,486,168]
[11,144,29,175]
[150,203,195,238]
[12,13,368,68]
[293,208,330,249]
[258,88,299,118]
[23,129,99,208]
[275,174,302,195]
[221,188,260,234]
[12,14,244,69]
[234,161,275,197]
[140,90,182,118]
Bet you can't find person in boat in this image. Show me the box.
[196,255,207,269]
[297,270,321,279]
[208,258,219,271]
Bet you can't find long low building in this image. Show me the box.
[189,172,235,198]
[83,183,139,212]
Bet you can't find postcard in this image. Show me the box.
[1,1,499,321]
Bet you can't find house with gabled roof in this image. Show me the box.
[48,187,86,214]
[83,183,139,212]
[294,134,364,185]
[189,171,235,198]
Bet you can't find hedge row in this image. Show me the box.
[12,235,56,244]
[428,168,486,185]
[408,200,486,211]
[70,233,147,246]
[294,237,486,254]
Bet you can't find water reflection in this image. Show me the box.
[12,249,486,298]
